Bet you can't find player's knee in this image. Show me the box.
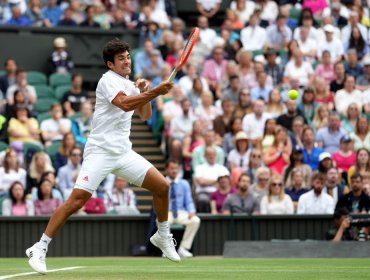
[65,197,86,213]
[157,180,170,197]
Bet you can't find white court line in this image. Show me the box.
[0,266,85,279]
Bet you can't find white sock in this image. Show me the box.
[157,221,169,237]
[38,233,52,249]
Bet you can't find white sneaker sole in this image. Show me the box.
[25,248,47,274]
[150,236,180,263]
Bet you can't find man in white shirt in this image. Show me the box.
[26,39,181,274]
[265,14,292,50]
[298,172,334,214]
[240,11,267,51]
[242,99,271,146]
[6,68,37,106]
[317,24,344,63]
[178,63,209,94]
[197,15,217,51]
[297,26,317,63]
[341,11,367,45]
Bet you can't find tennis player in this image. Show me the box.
[26,39,181,274]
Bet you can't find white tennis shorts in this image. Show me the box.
[74,146,153,194]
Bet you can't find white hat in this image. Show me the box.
[323,24,335,33]
[54,37,67,48]
[319,152,331,162]
[363,56,370,66]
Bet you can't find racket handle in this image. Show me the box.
[168,69,177,82]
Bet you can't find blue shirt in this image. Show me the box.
[285,188,309,202]
[251,85,273,102]
[42,6,63,26]
[303,146,324,171]
[167,178,196,213]
[6,17,32,26]
[134,51,163,77]
[316,127,346,154]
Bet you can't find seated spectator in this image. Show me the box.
[53,132,76,172]
[265,14,292,50]
[222,173,260,214]
[313,104,329,131]
[251,71,273,103]
[227,131,251,173]
[350,116,370,151]
[315,50,335,84]
[196,0,221,22]
[297,26,317,63]
[0,149,27,195]
[165,160,200,258]
[245,148,264,184]
[317,152,334,174]
[325,208,355,241]
[316,111,346,154]
[341,103,359,134]
[72,101,93,146]
[79,5,100,28]
[293,8,318,42]
[234,89,252,119]
[265,89,286,119]
[317,24,343,63]
[324,167,349,205]
[261,118,276,152]
[264,48,284,86]
[0,58,17,97]
[179,63,209,96]
[302,127,324,171]
[237,50,255,90]
[283,146,312,187]
[6,5,31,26]
[276,99,306,131]
[260,174,294,214]
[213,98,234,146]
[315,76,336,112]
[334,75,363,117]
[30,171,63,203]
[297,172,334,214]
[196,15,217,51]
[344,49,364,77]
[240,11,266,51]
[263,127,291,175]
[134,39,163,79]
[42,0,63,27]
[280,76,302,103]
[57,147,82,199]
[289,116,305,149]
[193,146,230,213]
[336,173,370,214]
[223,117,242,156]
[250,166,270,202]
[57,7,77,27]
[229,0,255,25]
[344,26,369,60]
[2,181,34,216]
[210,173,236,214]
[330,61,345,93]
[69,0,84,25]
[6,68,36,107]
[34,177,61,215]
[285,168,310,211]
[61,73,89,117]
[221,75,241,105]
[347,148,370,185]
[41,103,72,146]
[162,86,184,133]
[283,49,314,87]
[7,106,41,147]
[202,46,228,93]
[104,176,139,215]
[48,37,74,74]
[356,56,370,92]
[26,151,55,193]
[186,78,204,109]
[298,87,318,126]
[5,90,33,119]
[142,49,162,82]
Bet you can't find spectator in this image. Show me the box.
[202,46,228,94]
[162,86,185,132]
[223,9,244,31]
[264,48,284,86]
[347,148,370,185]
[302,0,327,18]
[285,168,310,211]
[230,0,255,25]
[336,173,370,214]
[48,37,74,75]
[265,14,292,50]
[315,50,335,85]
[250,166,270,202]
[34,178,61,215]
[245,148,264,184]
[314,76,334,111]
[330,61,345,93]
[316,111,346,154]
[210,173,235,214]
[171,17,186,42]
[317,152,334,175]
[227,131,251,173]
[344,49,364,77]
[193,146,229,212]
[213,98,234,145]
[356,56,370,91]
[263,127,291,175]
[236,50,255,90]
[186,78,205,109]
[261,118,276,152]
[289,116,305,149]
[0,58,17,96]
[341,11,367,46]
[297,172,334,214]
[134,39,162,79]
[145,0,171,29]
[344,26,369,60]
[197,15,217,51]
[5,89,33,119]
[324,167,349,205]
[139,20,162,48]
[194,91,219,131]
[313,104,329,131]
[165,160,200,258]
[242,99,271,147]
[317,24,344,63]
[2,181,34,216]
[260,174,294,214]
[323,2,347,29]
[179,63,209,96]
[6,5,31,26]
[277,99,305,132]
[110,9,125,29]
[350,116,370,151]
[142,49,162,82]
[257,0,279,24]
[334,75,363,117]
[25,0,48,27]
[120,0,140,30]
[325,207,355,241]
[104,176,139,215]
[222,75,241,105]
[240,11,266,52]
[0,149,27,195]
[297,26,317,63]
[283,145,312,188]
[30,171,63,202]
[234,89,252,119]
[251,72,273,103]
[57,7,77,27]
[57,147,82,198]
[53,132,76,172]
[72,101,93,146]
[222,173,260,214]
[41,0,63,27]
[302,127,324,171]
[68,0,84,25]
[79,5,100,28]
[61,73,89,116]
[293,9,318,42]
[223,116,242,156]
[341,103,359,134]
[283,50,314,87]
[6,68,36,107]
[26,151,55,193]
[41,103,72,146]
[298,87,318,126]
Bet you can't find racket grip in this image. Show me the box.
[168,69,177,82]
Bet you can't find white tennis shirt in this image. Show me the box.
[86,70,140,154]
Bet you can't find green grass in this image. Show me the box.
[1,258,370,280]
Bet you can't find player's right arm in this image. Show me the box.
[111,81,173,112]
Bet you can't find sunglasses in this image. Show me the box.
[271,183,283,187]
[71,153,81,157]
[252,154,261,158]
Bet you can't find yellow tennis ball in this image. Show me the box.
[288,90,299,100]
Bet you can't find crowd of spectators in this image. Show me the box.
[0,1,370,230]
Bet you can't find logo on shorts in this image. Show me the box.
[83,176,89,182]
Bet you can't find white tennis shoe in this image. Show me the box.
[178,247,193,258]
[26,243,47,274]
[150,231,181,262]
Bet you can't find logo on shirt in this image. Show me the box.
[83,176,89,182]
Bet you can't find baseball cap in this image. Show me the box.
[217,170,230,181]
[54,37,67,48]
[293,145,303,153]
[323,24,335,33]
[340,135,352,143]
[319,152,331,162]
[363,56,370,66]
[235,131,248,142]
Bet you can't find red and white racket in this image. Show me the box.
[168,27,199,82]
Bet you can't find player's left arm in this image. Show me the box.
[135,78,152,121]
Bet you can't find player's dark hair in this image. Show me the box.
[102,39,130,67]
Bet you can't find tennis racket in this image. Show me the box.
[168,27,199,82]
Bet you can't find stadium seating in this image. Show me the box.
[34,85,55,99]
[46,141,61,162]
[27,71,48,86]
[54,85,71,101]
[49,73,71,89]
[23,142,43,156]
[36,112,52,124]
[34,98,58,113]
[0,141,8,152]
[289,8,301,22]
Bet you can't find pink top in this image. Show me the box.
[303,0,327,15]
[332,152,357,172]
[12,203,27,216]
[34,199,61,215]
[268,155,287,175]
[315,92,335,105]
[315,64,335,85]
[210,188,237,213]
